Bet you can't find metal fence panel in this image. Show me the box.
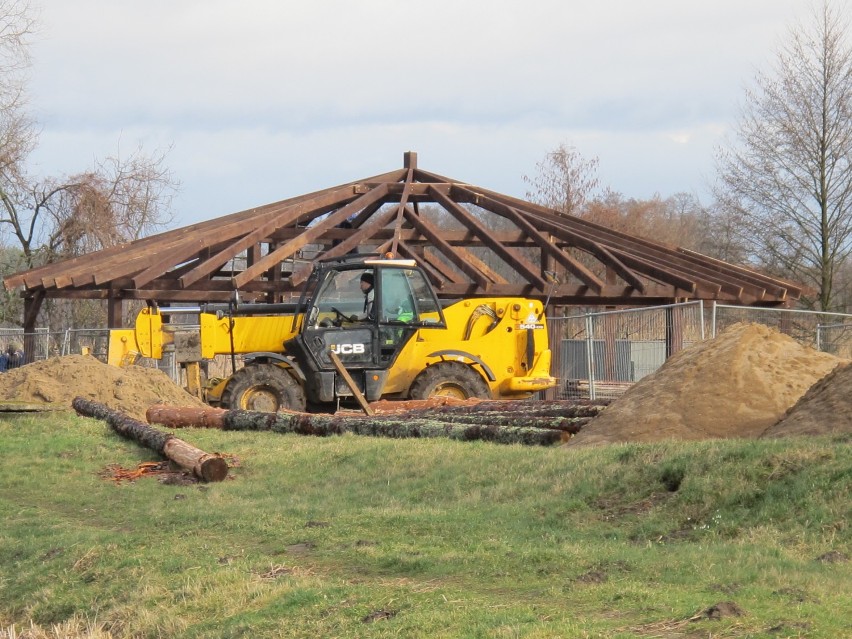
[709,304,852,351]
[815,322,852,358]
[549,301,852,402]
[6,301,852,394]
[550,301,705,400]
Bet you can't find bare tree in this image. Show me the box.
[39,146,178,260]
[523,143,600,216]
[715,2,852,310]
[581,191,708,250]
[0,2,178,329]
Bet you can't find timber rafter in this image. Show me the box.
[3,151,803,328]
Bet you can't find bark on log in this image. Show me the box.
[146,406,568,446]
[73,398,228,482]
[390,411,591,434]
[146,405,228,429]
[145,406,588,434]
[404,400,607,419]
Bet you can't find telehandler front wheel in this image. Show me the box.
[408,362,492,401]
[220,363,306,412]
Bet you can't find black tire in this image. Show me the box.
[220,363,306,412]
[408,362,492,401]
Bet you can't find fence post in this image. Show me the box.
[585,313,596,401]
[711,301,717,338]
[545,310,562,400]
[665,304,684,359]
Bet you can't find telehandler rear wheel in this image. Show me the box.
[220,363,306,412]
[408,362,492,400]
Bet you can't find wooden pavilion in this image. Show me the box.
[3,151,801,335]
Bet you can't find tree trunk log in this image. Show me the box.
[73,398,228,482]
[146,405,228,429]
[369,398,606,418]
[145,405,569,446]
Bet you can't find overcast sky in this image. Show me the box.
[26,0,821,227]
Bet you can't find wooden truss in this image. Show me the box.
[3,152,801,328]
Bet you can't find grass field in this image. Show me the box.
[1,411,850,638]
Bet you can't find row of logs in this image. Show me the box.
[74,398,607,483]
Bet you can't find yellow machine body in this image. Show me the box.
[107,258,556,410]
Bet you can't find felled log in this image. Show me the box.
[73,398,228,482]
[145,406,566,446]
[371,397,608,418]
[391,411,591,434]
[410,400,607,419]
[146,405,228,429]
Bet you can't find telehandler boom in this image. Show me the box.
[108,256,556,411]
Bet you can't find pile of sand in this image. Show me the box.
[764,362,852,438]
[569,323,847,447]
[0,354,207,421]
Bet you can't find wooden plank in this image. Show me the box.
[5,168,408,291]
[466,190,604,292]
[328,350,374,416]
[400,205,490,289]
[130,239,208,289]
[418,248,465,284]
[390,168,415,255]
[289,204,402,287]
[464,184,796,300]
[229,184,391,289]
[179,186,363,289]
[430,186,548,291]
[395,241,447,290]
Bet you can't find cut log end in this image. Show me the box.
[197,455,229,482]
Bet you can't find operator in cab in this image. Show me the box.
[358,271,375,321]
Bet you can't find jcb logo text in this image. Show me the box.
[330,343,366,354]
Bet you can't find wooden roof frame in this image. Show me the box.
[3,151,803,329]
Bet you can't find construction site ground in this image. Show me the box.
[1,322,850,443]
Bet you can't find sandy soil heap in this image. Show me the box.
[0,354,207,421]
[764,361,852,438]
[569,323,846,447]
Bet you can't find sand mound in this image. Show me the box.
[568,323,846,447]
[0,354,207,421]
[763,361,852,438]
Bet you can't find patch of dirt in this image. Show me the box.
[568,323,846,447]
[257,564,293,579]
[362,609,397,623]
[702,601,745,619]
[815,550,849,563]
[0,354,208,421]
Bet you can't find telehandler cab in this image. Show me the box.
[108,255,556,411]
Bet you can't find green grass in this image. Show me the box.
[1,412,850,638]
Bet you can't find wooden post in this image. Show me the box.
[184,362,203,399]
[107,293,124,329]
[329,350,374,415]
